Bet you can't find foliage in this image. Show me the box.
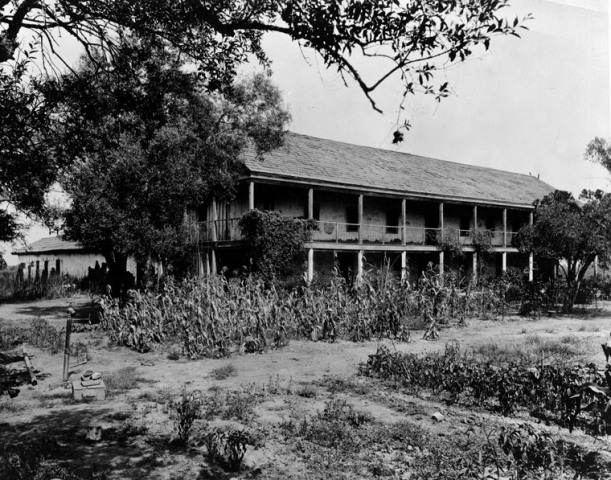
[0,318,64,354]
[436,227,463,260]
[46,39,290,290]
[1,1,528,122]
[0,61,57,241]
[104,367,141,393]
[170,386,202,445]
[0,274,81,302]
[469,227,493,257]
[361,343,610,434]
[584,136,611,171]
[239,209,316,281]
[282,398,371,451]
[97,267,524,358]
[516,190,611,312]
[203,427,254,471]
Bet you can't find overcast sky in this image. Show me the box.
[4,0,610,264]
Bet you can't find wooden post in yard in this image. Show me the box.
[62,317,72,382]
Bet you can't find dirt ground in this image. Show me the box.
[1,295,611,479]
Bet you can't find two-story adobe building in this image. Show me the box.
[193,132,554,283]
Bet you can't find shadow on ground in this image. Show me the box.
[0,405,188,479]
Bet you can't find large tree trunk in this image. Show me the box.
[103,251,134,297]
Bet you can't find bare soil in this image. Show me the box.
[1,296,610,479]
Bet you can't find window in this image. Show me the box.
[346,206,359,232]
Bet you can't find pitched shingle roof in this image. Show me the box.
[12,237,84,255]
[243,132,554,208]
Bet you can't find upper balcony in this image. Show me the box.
[193,218,520,248]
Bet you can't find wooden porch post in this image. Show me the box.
[358,194,363,244]
[401,251,407,281]
[401,199,406,246]
[211,250,217,275]
[528,211,534,282]
[211,198,218,242]
[308,188,314,219]
[357,250,364,280]
[502,252,507,273]
[307,248,314,283]
[473,252,478,283]
[439,202,444,277]
[473,205,478,229]
[503,208,507,247]
[248,182,255,210]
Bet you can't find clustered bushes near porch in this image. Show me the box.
[98,267,522,358]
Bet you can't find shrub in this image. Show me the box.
[170,386,202,445]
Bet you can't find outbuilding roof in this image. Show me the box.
[12,237,84,255]
[242,132,554,208]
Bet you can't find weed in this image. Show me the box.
[296,384,317,398]
[221,390,257,422]
[170,386,202,445]
[135,387,173,405]
[167,347,181,360]
[203,427,254,471]
[104,367,140,392]
[288,399,372,451]
[210,364,237,381]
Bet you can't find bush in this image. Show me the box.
[361,343,608,433]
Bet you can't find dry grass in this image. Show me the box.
[210,364,237,381]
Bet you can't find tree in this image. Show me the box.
[515,190,611,312]
[0,61,59,241]
[46,40,290,292]
[1,1,529,242]
[585,137,611,172]
[1,1,529,115]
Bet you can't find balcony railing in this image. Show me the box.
[192,218,521,248]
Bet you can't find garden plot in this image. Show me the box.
[1,296,611,479]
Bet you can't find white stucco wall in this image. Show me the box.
[16,252,138,279]
[16,252,106,278]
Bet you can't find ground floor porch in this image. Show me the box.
[195,244,534,285]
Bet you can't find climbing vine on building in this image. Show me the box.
[238,210,317,281]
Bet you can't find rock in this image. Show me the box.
[431,411,444,422]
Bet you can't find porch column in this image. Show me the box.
[401,199,407,246]
[248,182,255,210]
[594,255,599,276]
[307,248,314,283]
[439,202,444,231]
[473,205,478,229]
[211,250,217,275]
[308,188,314,219]
[473,252,478,282]
[357,250,364,279]
[197,246,204,278]
[401,251,407,281]
[211,198,218,242]
[502,252,507,272]
[528,211,534,282]
[503,208,507,247]
[205,251,211,275]
[439,251,444,276]
[357,194,363,244]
